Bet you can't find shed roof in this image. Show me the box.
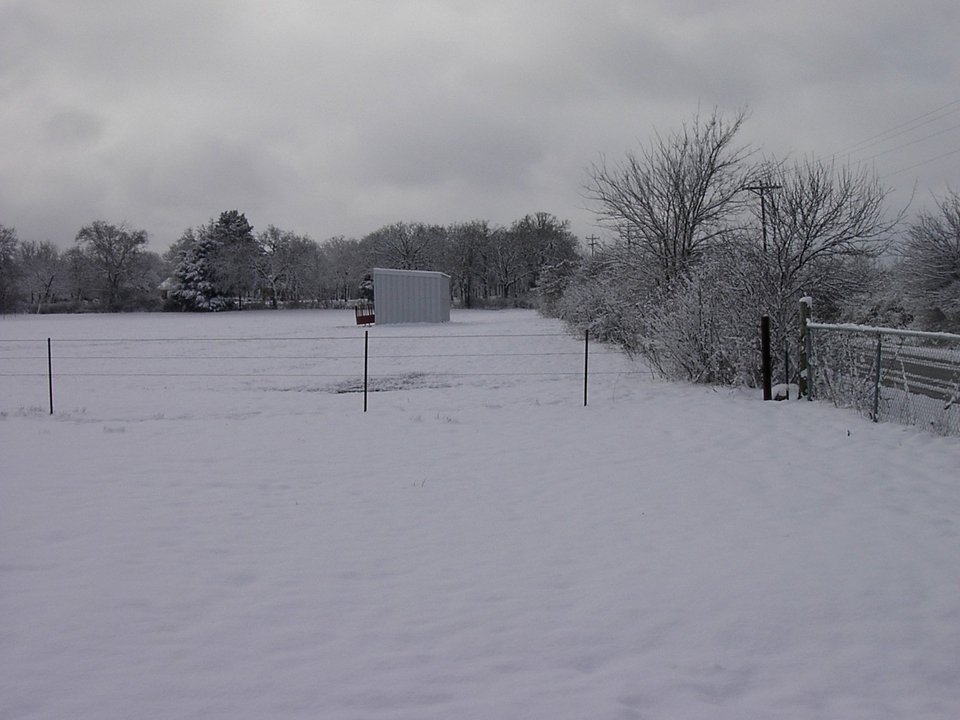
[372,267,450,279]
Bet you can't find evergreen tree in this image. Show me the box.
[168,211,256,311]
[169,222,232,311]
[0,225,21,312]
[214,210,258,309]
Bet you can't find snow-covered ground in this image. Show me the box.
[3,309,960,719]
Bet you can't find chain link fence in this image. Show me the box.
[807,322,960,436]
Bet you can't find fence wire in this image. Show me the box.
[0,332,638,414]
[808,323,960,436]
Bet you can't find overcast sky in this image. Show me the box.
[2,0,958,252]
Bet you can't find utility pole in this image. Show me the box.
[743,183,781,252]
[586,235,600,256]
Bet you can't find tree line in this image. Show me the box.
[546,107,960,387]
[2,105,956,394]
[0,211,579,313]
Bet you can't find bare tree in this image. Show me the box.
[61,246,96,304]
[488,227,526,299]
[507,212,580,293]
[744,157,901,373]
[75,220,149,309]
[284,236,324,305]
[897,189,960,330]
[446,220,493,307]
[563,112,902,387]
[322,236,368,303]
[586,107,753,283]
[756,157,898,304]
[255,226,319,307]
[255,225,294,308]
[19,240,63,313]
[363,222,445,270]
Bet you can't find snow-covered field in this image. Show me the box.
[3,309,960,719]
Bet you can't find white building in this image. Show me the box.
[371,268,451,325]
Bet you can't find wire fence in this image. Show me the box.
[807,323,960,436]
[0,331,640,415]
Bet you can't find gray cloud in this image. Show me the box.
[1,0,958,249]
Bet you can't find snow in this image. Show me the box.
[771,383,801,400]
[3,309,960,719]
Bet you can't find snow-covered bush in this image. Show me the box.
[552,256,649,355]
[554,245,763,384]
[638,248,763,384]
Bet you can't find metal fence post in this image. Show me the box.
[363,330,369,413]
[583,329,589,407]
[872,333,883,422]
[47,338,54,415]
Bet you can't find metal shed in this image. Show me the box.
[371,268,451,325]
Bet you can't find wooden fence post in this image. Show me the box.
[761,316,772,401]
[799,298,811,399]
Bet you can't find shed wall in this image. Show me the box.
[372,268,450,324]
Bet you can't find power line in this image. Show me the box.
[882,145,960,179]
[840,104,960,159]
[860,120,960,163]
[832,98,960,159]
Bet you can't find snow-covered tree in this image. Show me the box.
[61,246,96,305]
[75,220,149,309]
[214,210,258,309]
[752,157,897,313]
[585,107,753,286]
[320,235,369,303]
[0,224,21,312]
[255,225,319,307]
[560,110,901,387]
[445,220,494,307]
[507,212,581,295]
[897,189,960,331]
[168,222,232,311]
[167,211,257,311]
[363,222,445,271]
[18,240,64,313]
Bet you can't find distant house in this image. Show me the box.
[367,268,450,325]
[158,277,177,300]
